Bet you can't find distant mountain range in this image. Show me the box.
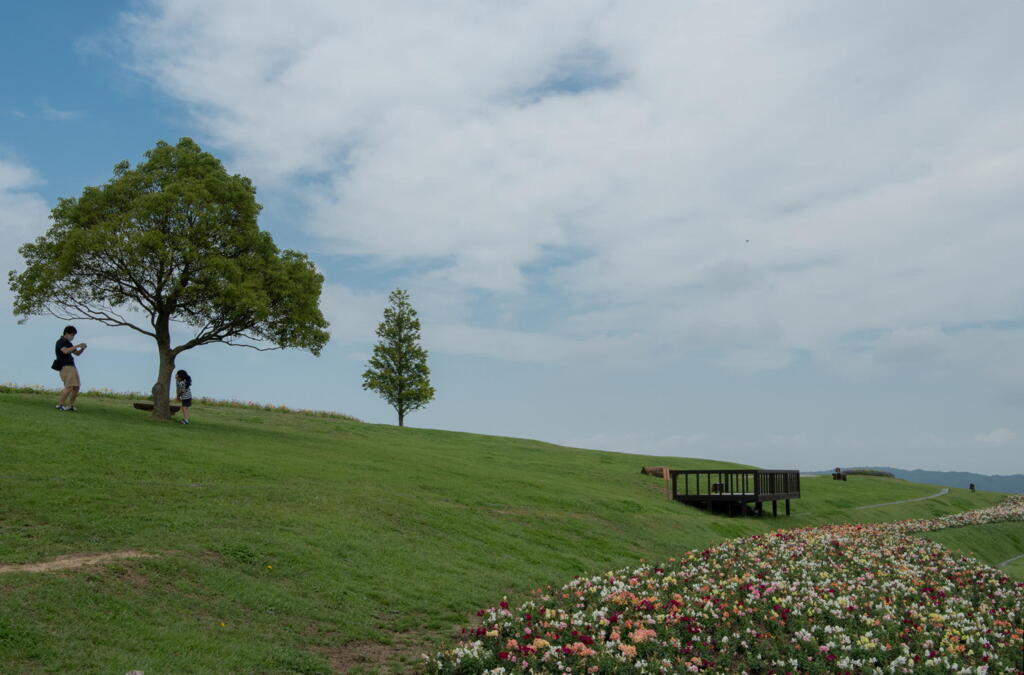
[809,466,1024,494]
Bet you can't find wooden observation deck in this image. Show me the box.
[668,469,801,516]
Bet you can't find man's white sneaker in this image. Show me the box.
[56,405,66,411]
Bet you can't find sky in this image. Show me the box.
[2,1,1022,474]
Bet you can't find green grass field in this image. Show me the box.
[0,390,1015,673]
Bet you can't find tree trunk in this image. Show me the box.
[397,381,404,427]
[151,318,175,420]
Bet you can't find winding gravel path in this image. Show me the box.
[997,552,1024,568]
[852,487,949,510]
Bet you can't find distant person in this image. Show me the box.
[969,482,975,492]
[176,369,193,425]
[54,325,86,411]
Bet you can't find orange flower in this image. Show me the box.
[629,628,658,643]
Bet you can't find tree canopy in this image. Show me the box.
[9,138,330,418]
[362,289,434,426]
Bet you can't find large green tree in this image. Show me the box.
[9,138,330,419]
[362,289,435,427]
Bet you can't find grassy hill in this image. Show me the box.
[919,520,1024,570]
[0,390,1012,673]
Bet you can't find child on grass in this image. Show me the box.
[176,369,193,425]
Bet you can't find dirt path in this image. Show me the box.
[0,551,156,573]
[852,487,949,510]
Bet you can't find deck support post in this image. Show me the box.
[786,499,791,515]
[772,500,777,517]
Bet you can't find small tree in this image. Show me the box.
[362,289,435,426]
[8,138,330,419]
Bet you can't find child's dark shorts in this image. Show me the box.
[181,398,192,408]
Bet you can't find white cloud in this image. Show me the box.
[122,1,1024,384]
[0,160,40,192]
[975,428,1017,447]
[321,282,632,363]
[428,322,634,364]
[84,332,153,354]
[0,159,50,306]
[319,284,389,343]
[12,101,82,121]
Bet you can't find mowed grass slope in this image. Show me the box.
[0,391,1008,673]
[918,521,1024,576]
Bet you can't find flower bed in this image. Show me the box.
[426,496,1024,674]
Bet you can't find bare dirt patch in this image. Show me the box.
[313,640,403,673]
[311,631,443,674]
[309,616,476,674]
[0,550,156,573]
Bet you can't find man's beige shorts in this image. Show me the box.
[59,366,80,388]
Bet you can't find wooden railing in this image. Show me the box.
[755,470,801,499]
[668,469,800,501]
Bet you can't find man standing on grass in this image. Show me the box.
[55,325,86,411]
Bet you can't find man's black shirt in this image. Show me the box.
[55,337,75,367]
